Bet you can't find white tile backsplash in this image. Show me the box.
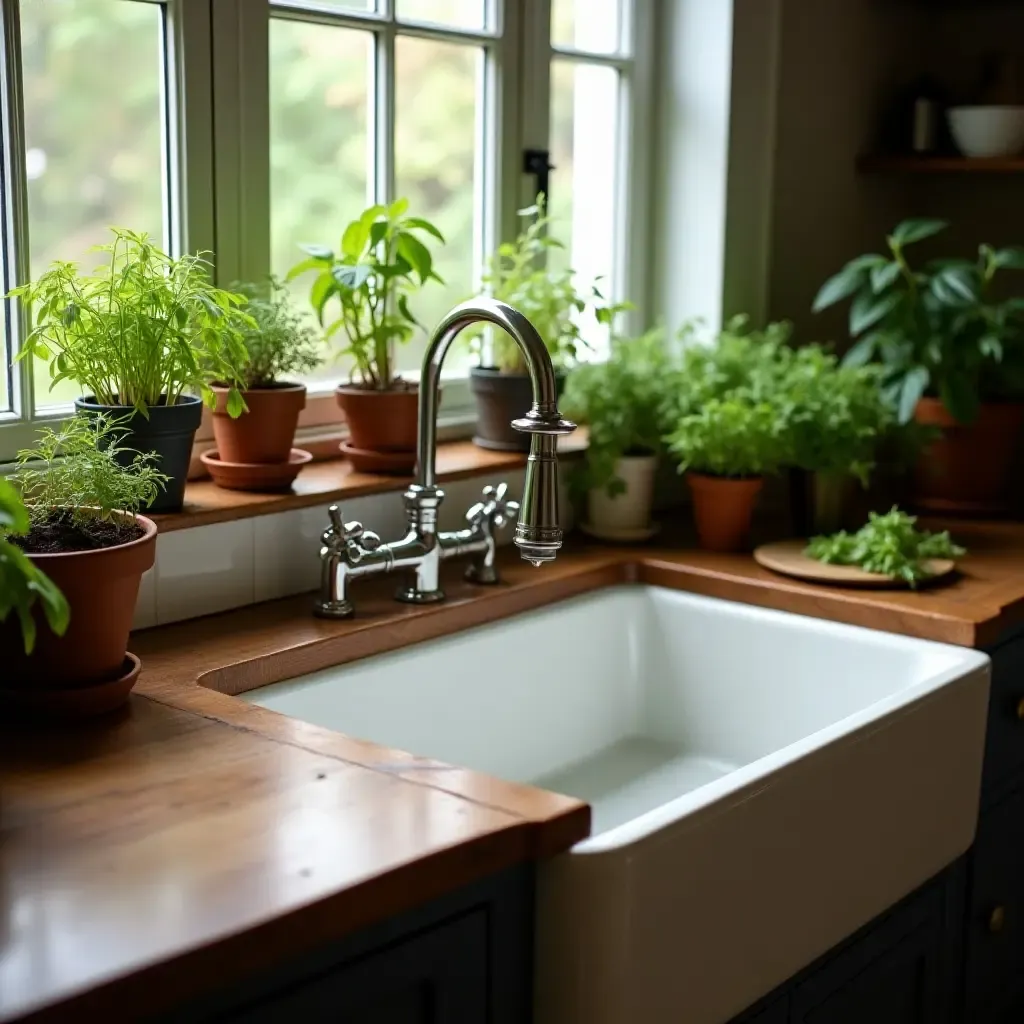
[140,464,561,628]
[155,518,255,625]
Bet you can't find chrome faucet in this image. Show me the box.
[315,298,577,618]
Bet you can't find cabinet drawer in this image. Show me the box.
[983,636,1024,796]
[966,785,1024,1023]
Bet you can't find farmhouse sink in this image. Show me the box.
[244,584,990,1024]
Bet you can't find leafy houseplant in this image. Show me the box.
[0,416,164,715]
[814,218,1024,514]
[561,327,676,535]
[206,278,321,491]
[10,228,253,513]
[666,397,787,552]
[288,198,445,473]
[0,479,68,656]
[469,196,628,452]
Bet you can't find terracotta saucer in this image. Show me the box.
[201,448,312,492]
[340,440,416,475]
[0,652,142,720]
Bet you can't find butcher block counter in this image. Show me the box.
[3,519,1023,1024]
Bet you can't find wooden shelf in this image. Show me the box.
[858,154,1024,175]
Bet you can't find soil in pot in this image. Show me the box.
[471,367,566,452]
[913,398,1024,516]
[687,472,764,553]
[1,510,157,690]
[587,453,658,532]
[75,394,203,514]
[212,383,306,465]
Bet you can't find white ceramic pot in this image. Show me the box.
[948,106,1024,158]
[587,454,658,532]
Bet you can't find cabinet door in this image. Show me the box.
[965,785,1024,1024]
[982,635,1024,799]
[222,912,488,1024]
[791,888,944,1024]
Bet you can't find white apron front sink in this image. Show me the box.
[244,584,990,1024]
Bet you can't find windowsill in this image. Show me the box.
[154,430,589,533]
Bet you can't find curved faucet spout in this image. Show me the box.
[416,297,576,562]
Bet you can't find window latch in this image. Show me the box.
[523,149,555,201]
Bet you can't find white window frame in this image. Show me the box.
[0,0,654,463]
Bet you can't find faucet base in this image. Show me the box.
[465,563,499,585]
[314,597,356,619]
[395,585,446,605]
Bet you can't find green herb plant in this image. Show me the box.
[0,479,69,654]
[806,507,965,586]
[562,326,677,496]
[10,228,255,417]
[473,195,629,373]
[15,415,168,539]
[287,198,445,390]
[232,277,321,389]
[665,397,788,479]
[813,218,1024,424]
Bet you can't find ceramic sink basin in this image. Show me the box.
[244,583,990,1024]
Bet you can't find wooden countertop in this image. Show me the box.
[4,517,1023,1023]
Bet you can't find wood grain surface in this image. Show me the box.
[3,516,1023,1023]
[157,432,587,533]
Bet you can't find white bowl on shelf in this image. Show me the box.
[948,105,1024,158]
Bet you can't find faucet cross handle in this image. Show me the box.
[466,482,520,531]
[323,504,382,552]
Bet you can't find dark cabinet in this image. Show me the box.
[981,629,1024,801]
[965,784,1024,1024]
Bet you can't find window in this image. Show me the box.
[0,0,652,460]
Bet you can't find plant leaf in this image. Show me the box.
[812,265,867,313]
[331,264,372,290]
[341,220,369,259]
[898,366,930,424]
[396,232,433,284]
[841,332,880,368]
[298,243,334,261]
[930,267,978,306]
[993,247,1024,270]
[402,217,446,243]
[870,261,901,293]
[850,290,901,336]
[890,219,948,247]
[939,374,979,424]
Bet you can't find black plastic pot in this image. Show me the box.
[75,394,204,514]
[470,367,566,452]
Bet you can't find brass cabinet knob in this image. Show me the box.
[989,906,1007,933]
[1016,697,1024,721]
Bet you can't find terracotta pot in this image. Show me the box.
[788,469,857,537]
[588,454,658,532]
[0,653,142,720]
[687,473,764,552]
[913,398,1024,516]
[212,383,306,465]
[1,513,157,689]
[335,384,421,454]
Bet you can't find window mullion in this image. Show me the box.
[517,0,551,212]
[1,0,32,424]
[373,17,395,207]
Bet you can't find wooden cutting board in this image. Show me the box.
[753,539,957,589]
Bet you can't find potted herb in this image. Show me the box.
[814,218,1024,515]
[287,199,445,474]
[779,346,894,534]
[470,196,626,451]
[561,326,675,537]
[10,228,253,513]
[0,416,166,717]
[205,277,321,491]
[666,397,787,552]
[0,479,68,655]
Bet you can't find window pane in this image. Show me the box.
[552,0,621,54]
[21,0,166,409]
[302,0,375,9]
[396,0,486,30]
[394,36,480,377]
[550,59,619,357]
[269,19,371,386]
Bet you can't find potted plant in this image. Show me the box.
[814,218,1024,515]
[666,397,787,552]
[561,326,675,538]
[779,345,895,535]
[469,196,627,451]
[0,416,166,717]
[9,227,253,514]
[0,479,68,656]
[287,198,445,473]
[204,277,322,491]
